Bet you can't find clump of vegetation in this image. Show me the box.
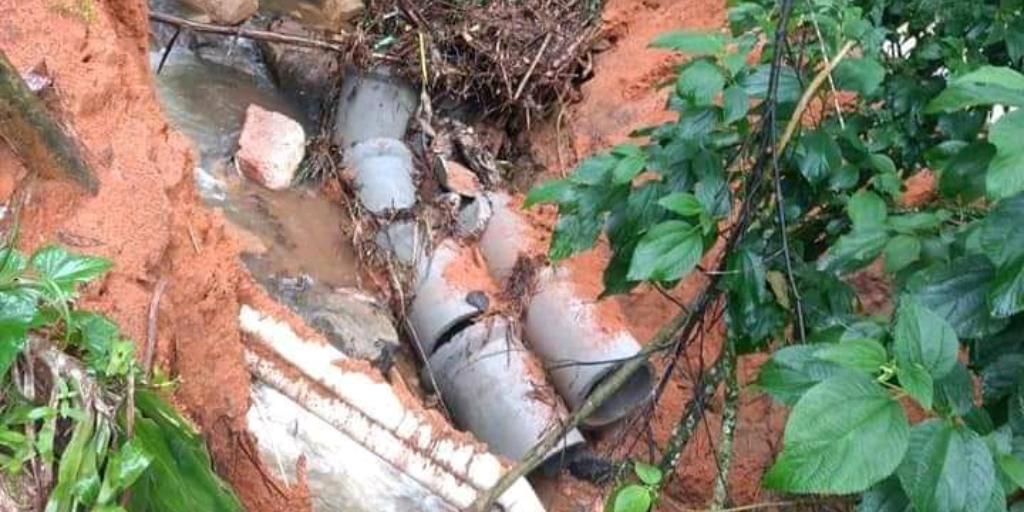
[527,0,1024,509]
[0,244,242,511]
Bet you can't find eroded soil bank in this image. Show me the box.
[1,0,795,509]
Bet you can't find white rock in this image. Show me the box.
[236,105,305,190]
[183,0,258,24]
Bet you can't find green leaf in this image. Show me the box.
[998,453,1024,491]
[797,131,843,185]
[980,193,1024,267]
[886,212,949,235]
[634,462,662,486]
[848,191,888,231]
[722,86,749,124]
[884,235,922,273]
[524,179,572,207]
[658,193,704,217]
[893,298,958,380]
[933,362,974,416]
[926,66,1024,113]
[764,372,909,494]
[858,477,912,512]
[29,245,112,290]
[612,485,652,512]
[613,153,647,184]
[676,60,725,106]
[987,110,1024,200]
[0,247,26,284]
[550,211,604,261]
[70,311,120,372]
[649,30,726,56]
[908,256,1009,339]
[0,288,37,378]
[897,419,1005,512]
[898,364,934,410]
[818,229,889,273]
[989,259,1024,318]
[981,355,1024,403]
[834,58,886,96]
[814,338,887,374]
[741,65,801,103]
[755,345,844,406]
[938,141,993,202]
[626,220,703,282]
[97,440,152,505]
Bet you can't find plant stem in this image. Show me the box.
[776,40,856,154]
[711,342,738,510]
[656,355,728,482]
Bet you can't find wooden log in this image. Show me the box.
[0,49,99,195]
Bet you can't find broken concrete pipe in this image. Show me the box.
[479,192,654,428]
[239,305,547,512]
[333,67,419,149]
[408,239,489,355]
[429,316,586,464]
[345,137,417,214]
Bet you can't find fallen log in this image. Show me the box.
[0,49,99,195]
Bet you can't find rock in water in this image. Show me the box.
[182,0,258,24]
[236,105,305,190]
[259,19,342,121]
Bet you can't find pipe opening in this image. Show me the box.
[429,314,481,354]
[580,361,655,429]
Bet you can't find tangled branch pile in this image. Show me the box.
[363,0,602,122]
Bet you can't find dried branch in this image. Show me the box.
[148,12,351,53]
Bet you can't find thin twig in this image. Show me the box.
[777,40,855,154]
[513,33,552,101]
[711,342,738,510]
[156,27,181,75]
[149,12,350,53]
[808,11,845,129]
[144,278,169,380]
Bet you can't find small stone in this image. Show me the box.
[236,105,306,190]
[441,160,481,197]
[456,195,492,238]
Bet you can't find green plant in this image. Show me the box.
[0,243,242,511]
[606,462,662,512]
[525,0,1024,509]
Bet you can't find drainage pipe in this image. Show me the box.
[407,239,490,355]
[240,305,546,512]
[428,316,586,464]
[478,192,654,428]
[345,137,417,215]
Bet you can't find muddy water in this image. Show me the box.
[148,45,359,289]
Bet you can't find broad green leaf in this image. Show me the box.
[764,372,909,494]
[938,141,993,202]
[46,412,95,512]
[989,259,1024,318]
[97,440,151,504]
[755,345,844,405]
[0,247,25,284]
[887,212,949,235]
[814,338,887,374]
[897,419,1006,512]
[998,453,1024,491]
[676,60,725,106]
[658,193,704,217]
[524,179,572,207]
[613,153,647,184]
[626,220,703,282]
[894,298,958,380]
[884,235,922,273]
[926,66,1024,113]
[797,131,843,185]
[612,485,652,512]
[934,362,974,416]
[649,30,726,56]
[898,364,934,410]
[848,191,888,231]
[722,86,749,123]
[981,354,1024,403]
[741,65,801,103]
[0,288,37,378]
[818,229,889,273]
[980,193,1024,267]
[30,245,112,290]
[550,211,604,261]
[634,462,662,486]
[858,477,912,512]
[70,311,120,372]
[129,390,243,512]
[834,58,886,96]
[987,110,1024,199]
[908,256,1009,339]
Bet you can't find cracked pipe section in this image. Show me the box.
[479,192,654,428]
[240,305,546,512]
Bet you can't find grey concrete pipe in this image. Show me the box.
[428,316,586,464]
[333,67,419,148]
[345,138,417,214]
[478,192,654,428]
[408,239,490,355]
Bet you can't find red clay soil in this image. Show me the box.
[0,1,307,510]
